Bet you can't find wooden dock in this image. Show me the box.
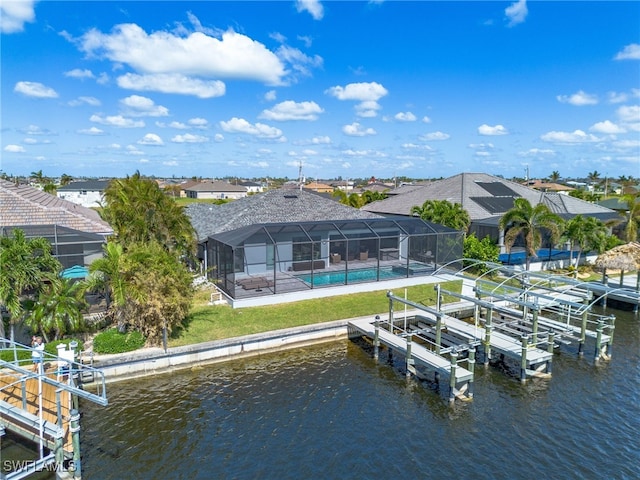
[349,317,475,403]
[0,341,107,479]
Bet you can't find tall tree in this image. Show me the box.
[499,198,564,270]
[25,277,87,342]
[100,171,196,258]
[621,193,640,242]
[0,229,61,341]
[410,199,471,232]
[60,174,73,186]
[562,215,609,267]
[549,171,560,182]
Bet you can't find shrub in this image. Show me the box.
[93,329,146,354]
[44,338,84,355]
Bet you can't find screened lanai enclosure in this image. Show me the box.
[202,217,463,300]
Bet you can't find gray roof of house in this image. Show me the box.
[56,180,110,192]
[362,172,619,222]
[186,188,382,241]
[0,179,113,235]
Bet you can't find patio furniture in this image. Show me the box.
[330,253,341,264]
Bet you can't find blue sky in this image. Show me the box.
[1,1,639,181]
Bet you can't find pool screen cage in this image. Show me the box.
[202,217,464,299]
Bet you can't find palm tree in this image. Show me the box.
[60,173,73,186]
[549,171,560,183]
[499,198,564,270]
[621,193,640,242]
[410,199,471,231]
[87,242,133,331]
[26,277,87,342]
[100,171,196,258]
[562,215,609,267]
[0,229,61,342]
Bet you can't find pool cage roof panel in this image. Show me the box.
[0,224,107,245]
[208,216,460,248]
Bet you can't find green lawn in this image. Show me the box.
[168,281,462,347]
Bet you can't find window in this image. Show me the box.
[292,236,321,261]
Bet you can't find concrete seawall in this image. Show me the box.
[90,318,364,383]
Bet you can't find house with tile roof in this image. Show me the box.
[56,179,110,208]
[186,188,463,306]
[0,179,113,268]
[362,172,620,250]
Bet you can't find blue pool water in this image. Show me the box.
[296,266,402,286]
[499,248,572,265]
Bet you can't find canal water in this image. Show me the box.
[7,307,639,479]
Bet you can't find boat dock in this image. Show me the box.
[0,340,107,480]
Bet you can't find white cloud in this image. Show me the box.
[617,105,640,123]
[556,90,598,106]
[613,139,640,148]
[77,24,289,85]
[419,131,450,141]
[68,96,101,107]
[219,117,284,139]
[138,133,164,145]
[90,114,145,128]
[126,145,144,155]
[163,160,178,167]
[341,149,387,158]
[171,133,209,143]
[614,43,640,60]
[188,117,209,128]
[275,45,323,79]
[478,124,508,136]
[608,91,629,104]
[156,121,188,129]
[1,0,35,33]
[296,0,324,20]
[402,143,435,151]
[342,122,377,137]
[518,148,556,157]
[259,100,323,121]
[422,116,432,124]
[394,112,417,122]
[326,82,388,117]
[540,129,600,144]
[311,136,331,145]
[14,81,58,98]
[505,0,528,27]
[214,133,224,142]
[21,125,51,135]
[264,90,277,102]
[77,127,105,135]
[120,95,169,117]
[4,144,26,153]
[117,73,225,99]
[589,120,626,134]
[64,69,95,80]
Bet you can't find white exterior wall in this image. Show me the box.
[57,190,103,208]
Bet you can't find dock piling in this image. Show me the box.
[468,347,476,398]
[594,320,604,363]
[448,351,458,404]
[373,316,380,362]
[520,335,528,383]
[546,331,555,375]
[70,409,81,479]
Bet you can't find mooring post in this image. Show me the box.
[54,428,64,474]
[520,335,528,383]
[578,309,588,356]
[435,284,441,312]
[449,351,458,404]
[468,347,476,398]
[388,291,394,333]
[406,334,413,378]
[435,314,443,355]
[546,330,555,374]
[594,320,604,363]
[484,307,493,366]
[373,316,380,362]
[608,316,615,357]
[531,308,539,345]
[70,409,81,479]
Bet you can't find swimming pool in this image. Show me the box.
[499,248,572,265]
[295,266,403,286]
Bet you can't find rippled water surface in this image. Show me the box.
[69,308,640,479]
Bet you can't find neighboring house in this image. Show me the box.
[362,172,620,249]
[240,181,264,194]
[56,180,110,208]
[184,181,248,200]
[0,179,113,269]
[302,181,334,193]
[186,189,462,305]
[359,182,394,194]
[523,179,574,194]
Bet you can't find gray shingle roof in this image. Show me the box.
[362,172,619,222]
[56,180,110,192]
[186,188,382,241]
[0,179,113,235]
